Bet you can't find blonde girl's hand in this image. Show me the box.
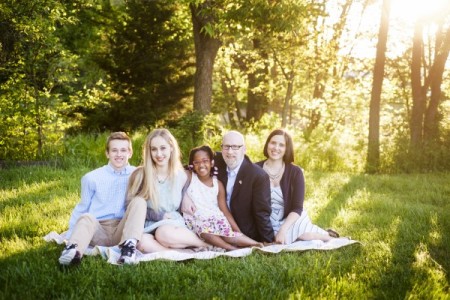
[180,195,196,215]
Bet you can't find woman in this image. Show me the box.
[127,128,208,252]
[256,129,339,244]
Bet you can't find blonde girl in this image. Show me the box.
[127,128,208,252]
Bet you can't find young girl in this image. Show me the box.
[183,145,263,251]
[127,128,209,253]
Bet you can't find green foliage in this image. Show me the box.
[1,167,449,299]
[77,0,195,132]
[58,131,145,169]
[1,2,152,158]
[1,0,449,175]
[215,112,367,172]
[163,111,207,163]
[381,128,450,173]
[0,0,111,161]
[149,112,225,164]
[58,133,109,169]
[0,0,195,160]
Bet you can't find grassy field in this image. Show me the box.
[0,166,449,299]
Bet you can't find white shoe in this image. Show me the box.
[58,244,81,266]
[118,240,138,265]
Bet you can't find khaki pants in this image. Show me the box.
[69,197,147,254]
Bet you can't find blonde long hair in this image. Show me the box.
[127,128,183,211]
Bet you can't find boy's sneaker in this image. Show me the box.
[59,243,82,266]
[118,240,138,265]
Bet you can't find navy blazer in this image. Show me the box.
[215,152,274,242]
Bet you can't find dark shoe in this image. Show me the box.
[118,240,138,265]
[326,229,340,238]
[59,243,82,266]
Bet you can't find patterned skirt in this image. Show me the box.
[184,211,242,238]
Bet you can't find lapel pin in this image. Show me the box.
[239,180,242,184]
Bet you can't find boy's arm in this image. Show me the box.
[66,175,94,237]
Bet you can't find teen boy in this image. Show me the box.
[59,132,146,265]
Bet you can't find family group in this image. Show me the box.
[58,128,339,266]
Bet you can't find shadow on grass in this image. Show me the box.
[313,173,365,227]
[428,210,450,282]
[0,241,130,299]
[312,173,449,299]
[0,167,81,241]
[0,240,363,299]
[3,170,447,298]
[0,180,62,212]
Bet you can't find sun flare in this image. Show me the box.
[391,0,449,23]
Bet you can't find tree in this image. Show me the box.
[0,0,81,160]
[75,1,194,131]
[367,0,391,173]
[410,20,427,149]
[190,1,222,115]
[423,25,450,142]
[211,1,312,126]
[410,7,450,149]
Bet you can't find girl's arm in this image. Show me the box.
[217,180,241,233]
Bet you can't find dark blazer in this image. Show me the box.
[256,160,305,219]
[215,152,274,242]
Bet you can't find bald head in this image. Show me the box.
[222,131,246,170]
[222,131,245,146]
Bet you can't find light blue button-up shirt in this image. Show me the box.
[226,160,244,208]
[67,163,136,238]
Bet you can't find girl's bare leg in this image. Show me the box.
[155,225,209,249]
[137,233,169,253]
[201,233,238,251]
[223,235,264,248]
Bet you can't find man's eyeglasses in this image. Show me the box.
[192,158,210,166]
[221,144,243,151]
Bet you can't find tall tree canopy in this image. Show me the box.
[1,0,449,172]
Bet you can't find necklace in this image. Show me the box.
[263,161,284,182]
[156,173,169,184]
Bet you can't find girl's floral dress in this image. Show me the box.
[183,173,241,238]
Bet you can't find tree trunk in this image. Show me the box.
[220,76,243,128]
[190,3,221,114]
[281,74,294,128]
[367,0,390,173]
[423,27,450,142]
[246,38,269,122]
[410,21,426,149]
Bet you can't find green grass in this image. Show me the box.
[1,166,449,299]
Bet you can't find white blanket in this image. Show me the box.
[44,231,360,265]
